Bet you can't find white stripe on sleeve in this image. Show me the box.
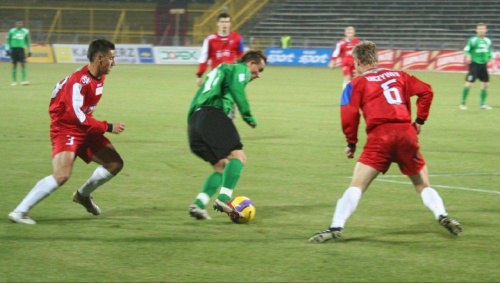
[198,38,209,63]
[72,83,86,123]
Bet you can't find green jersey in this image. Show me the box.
[463,35,492,64]
[5,27,31,51]
[188,62,256,126]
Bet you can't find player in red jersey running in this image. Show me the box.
[309,41,462,243]
[328,26,361,90]
[196,11,244,86]
[9,39,126,225]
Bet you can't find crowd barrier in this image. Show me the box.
[1,45,499,72]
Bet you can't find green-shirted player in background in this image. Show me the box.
[5,21,32,86]
[461,23,496,110]
[187,50,267,220]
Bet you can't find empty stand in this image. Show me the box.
[242,0,500,50]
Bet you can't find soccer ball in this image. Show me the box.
[229,196,256,224]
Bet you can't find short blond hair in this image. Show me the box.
[352,41,378,66]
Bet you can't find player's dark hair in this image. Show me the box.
[239,50,267,64]
[352,41,378,66]
[87,39,115,62]
[217,12,231,21]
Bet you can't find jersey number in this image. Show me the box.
[65,135,75,146]
[202,69,220,93]
[381,79,402,105]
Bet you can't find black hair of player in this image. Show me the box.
[87,39,115,62]
[239,50,267,64]
[217,11,231,21]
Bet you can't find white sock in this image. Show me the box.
[331,187,362,228]
[14,175,59,213]
[77,166,114,197]
[196,192,211,207]
[219,187,233,200]
[421,187,447,220]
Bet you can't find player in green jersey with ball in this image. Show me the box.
[187,50,266,220]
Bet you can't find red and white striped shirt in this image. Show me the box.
[196,31,244,76]
[49,65,108,135]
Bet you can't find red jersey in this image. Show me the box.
[49,65,108,135]
[331,37,361,66]
[340,68,433,145]
[196,31,244,76]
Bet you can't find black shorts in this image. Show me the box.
[466,62,489,83]
[10,47,27,64]
[188,107,243,165]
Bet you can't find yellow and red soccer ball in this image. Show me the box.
[229,196,256,224]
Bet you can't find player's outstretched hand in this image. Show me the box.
[111,122,126,134]
[196,77,203,86]
[244,117,257,128]
[345,146,355,159]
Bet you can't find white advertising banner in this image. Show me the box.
[154,46,201,64]
[53,44,154,64]
[53,44,88,63]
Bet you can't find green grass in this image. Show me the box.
[1,63,499,282]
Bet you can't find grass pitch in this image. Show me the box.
[1,63,499,282]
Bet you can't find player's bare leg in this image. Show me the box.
[73,144,123,215]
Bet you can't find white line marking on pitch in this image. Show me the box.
[382,172,500,178]
[375,179,500,195]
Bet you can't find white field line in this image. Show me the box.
[374,178,500,195]
[382,173,500,178]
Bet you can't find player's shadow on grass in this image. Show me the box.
[244,134,291,141]
[256,204,317,219]
[327,228,460,244]
[30,216,100,224]
[104,206,168,217]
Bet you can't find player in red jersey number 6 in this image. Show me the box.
[310,42,462,243]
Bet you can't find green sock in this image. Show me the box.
[12,69,17,82]
[194,172,222,209]
[218,159,244,202]
[21,69,26,81]
[461,87,469,105]
[480,89,487,105]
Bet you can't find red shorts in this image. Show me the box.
[358,123,426,175]
[51,132,111,163]
[341,63,356,77]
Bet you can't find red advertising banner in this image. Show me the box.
[377,49,500,72]
[398,51,432,70]
[377,49,401,69]
[427,51,467,71]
